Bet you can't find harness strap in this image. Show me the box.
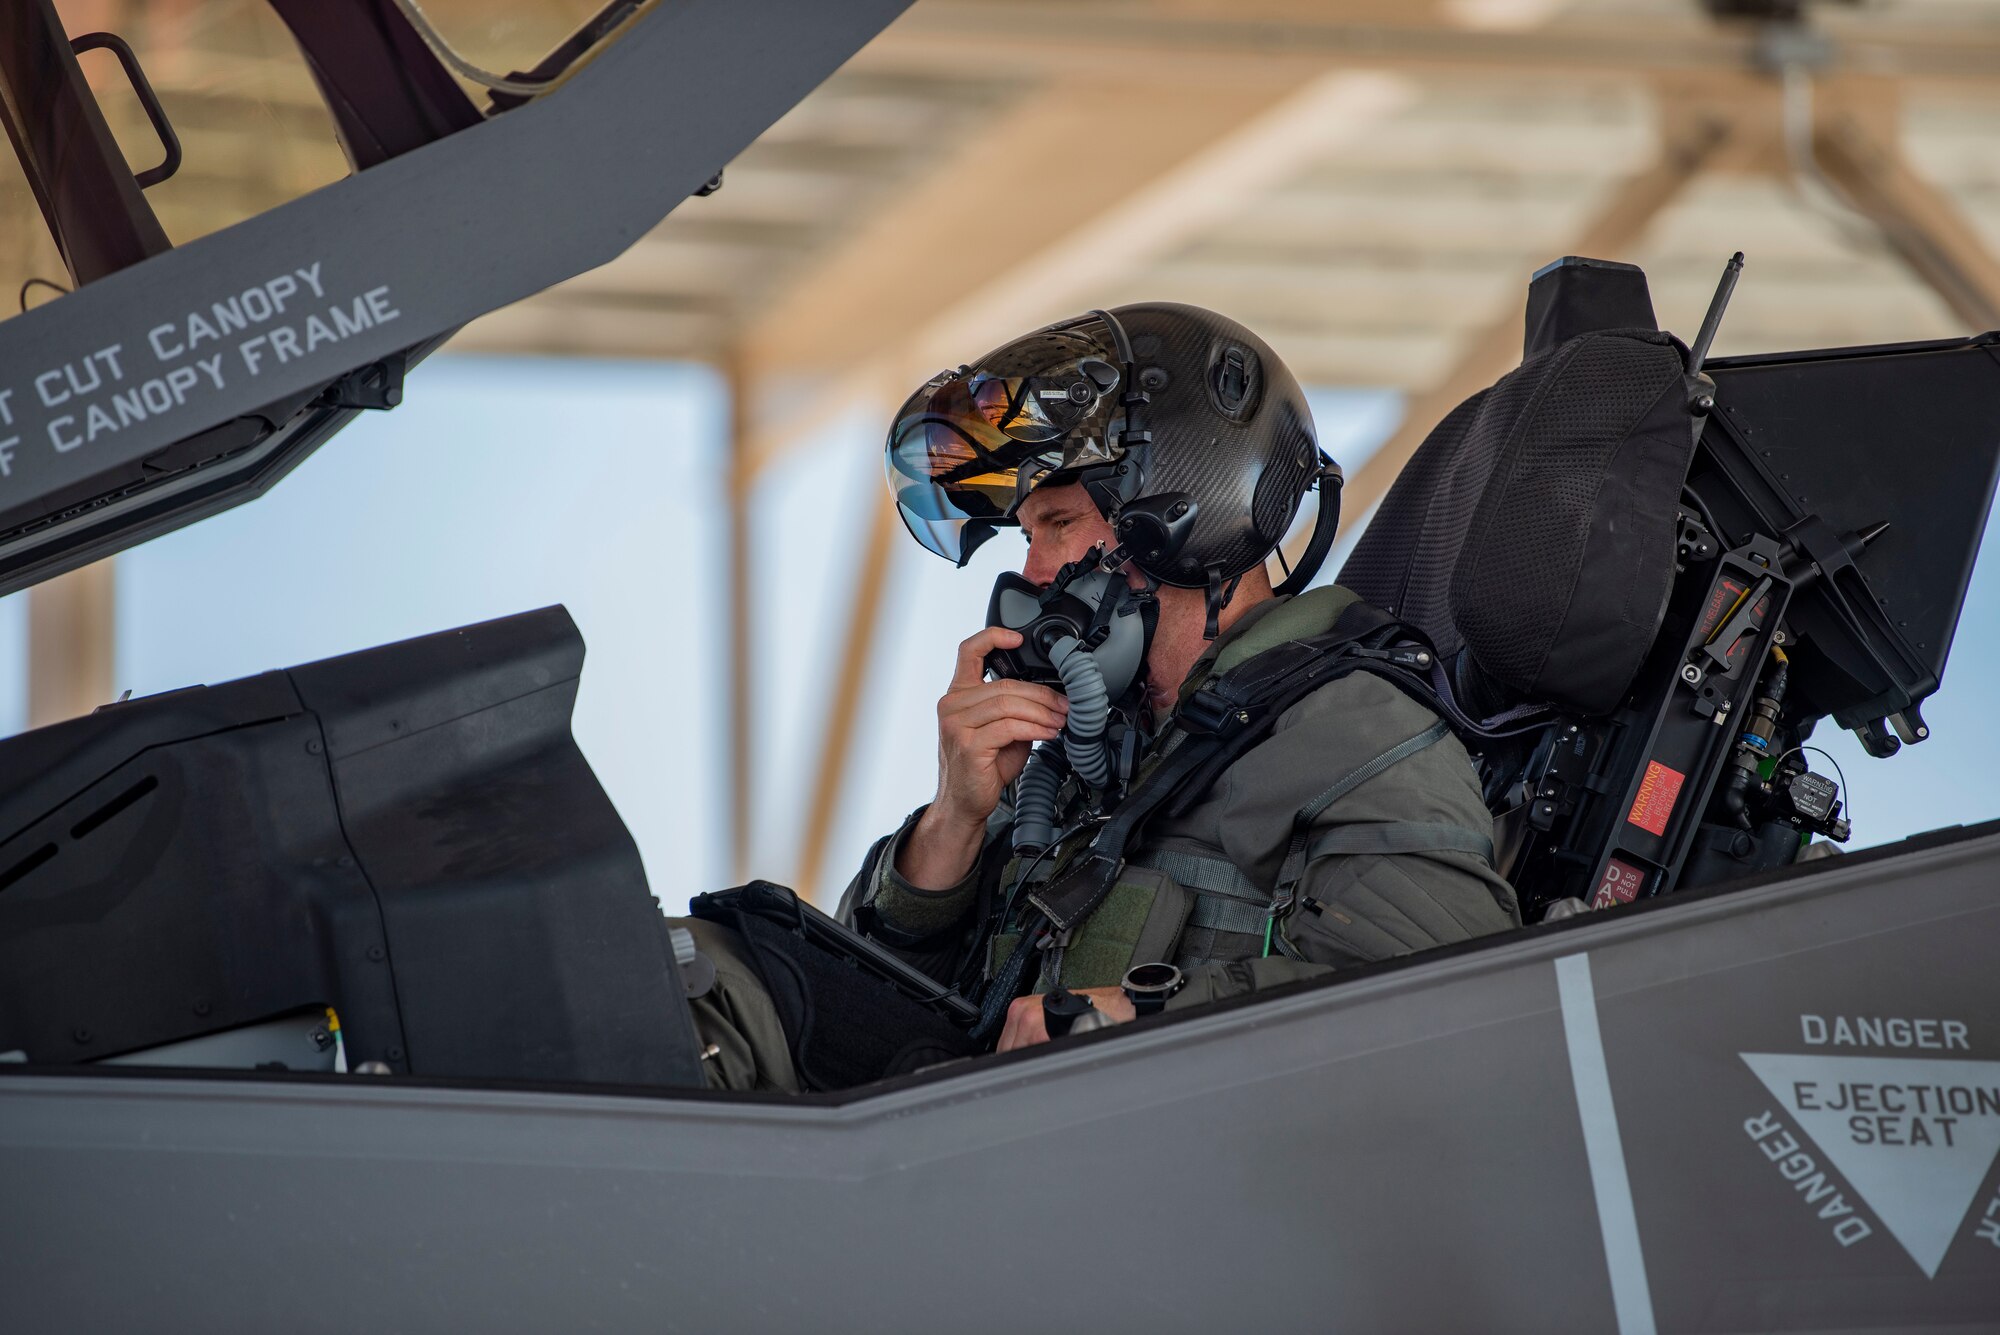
[1027,718,1229,933]
[1189,895,1273,938]
[1132,847,1259,898]
[1269,719,1452,935]
[1129,848,1269,937]
[1164,609,1422,821]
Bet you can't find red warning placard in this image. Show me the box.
[1592,856,1647,909]
[1626,759,1685,837]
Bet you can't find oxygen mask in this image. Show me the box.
[985,566,1149,702]
[984,492,1197,694]
[986,548,1157,857]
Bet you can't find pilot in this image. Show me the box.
[688,303,1519,1091]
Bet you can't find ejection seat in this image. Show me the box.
[1337,256,1850,919]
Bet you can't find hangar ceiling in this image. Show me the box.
[11,3,1998,376]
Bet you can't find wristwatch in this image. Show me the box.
[1121,962,1185,1017]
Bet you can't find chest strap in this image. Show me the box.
[1129,848,1268,937]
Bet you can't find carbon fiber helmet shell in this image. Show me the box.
[1103,302,1319,587]
[885,303,1326,588]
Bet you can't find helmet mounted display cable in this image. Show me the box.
[1269,457,1344,599]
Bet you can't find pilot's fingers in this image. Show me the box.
[943,715,1063,759]
[941,676,1065,713]
[951,627,1023,689]
[939,689,1067,734]
[996,994,1050,1053]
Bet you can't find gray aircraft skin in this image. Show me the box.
[7,822,2000,1333]
[2,4,2000,1333]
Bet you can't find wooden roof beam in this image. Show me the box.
[1806,83,2000,331]
[1337,106,1744,535]
[736,69,1419,478]
[28,561,115,728]
[855,4,2000,89]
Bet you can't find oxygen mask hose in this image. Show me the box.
[1048,635,1112,788]
[1009,634,1114,858]
[1011,746,1066,858]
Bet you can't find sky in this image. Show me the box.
[0,356,730,903]
[0,353,1993,912]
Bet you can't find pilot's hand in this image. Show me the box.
[899,628,1067,890]
[996,986,1137,1053]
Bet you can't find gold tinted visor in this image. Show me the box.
[885,318,1124,564]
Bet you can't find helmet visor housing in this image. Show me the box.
[885,317,1126,565]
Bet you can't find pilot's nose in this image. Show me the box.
[1021,537,1059,589]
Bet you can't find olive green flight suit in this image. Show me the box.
[844,586,1519,1007]
[691,586,1520,1090]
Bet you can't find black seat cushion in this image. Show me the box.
[1341,328,1695,717]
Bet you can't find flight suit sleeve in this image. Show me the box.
[836,805,986,941]
[1167,673,1521,1012]
[837,802,1022,991]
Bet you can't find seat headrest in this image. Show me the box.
[1340,323,1698,717]
[1523,255,1658,360]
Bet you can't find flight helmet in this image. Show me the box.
[883,302,1341,619]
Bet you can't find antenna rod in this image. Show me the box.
[1686,251,1745,378]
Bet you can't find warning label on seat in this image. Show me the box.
[1627,759,1685,837]
[1591,856,1647,908]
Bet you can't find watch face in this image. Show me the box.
[1123,962,1183,997]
